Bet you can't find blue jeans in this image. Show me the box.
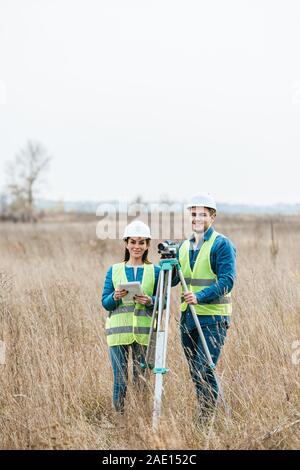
[109,342,147,413]
[180,318,229,413]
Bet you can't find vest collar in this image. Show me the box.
[189,226,215,243]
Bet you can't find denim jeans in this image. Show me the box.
[180,318,229,413]
[109,342,147,413]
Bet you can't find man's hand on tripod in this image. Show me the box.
[183,292,198,305]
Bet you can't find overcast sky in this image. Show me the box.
[0,0,300,205]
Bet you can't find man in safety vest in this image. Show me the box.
[172,193,236,417]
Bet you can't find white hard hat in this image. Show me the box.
[123,221,152,239]
[186,192,217,211]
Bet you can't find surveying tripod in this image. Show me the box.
[142,251,228,431]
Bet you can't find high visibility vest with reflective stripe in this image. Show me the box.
[179,231,232,316]
[105,262,155,347]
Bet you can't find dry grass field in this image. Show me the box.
[0,214,300,450]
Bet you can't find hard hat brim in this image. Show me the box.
[123,235,152,240]
[186,204,217,210]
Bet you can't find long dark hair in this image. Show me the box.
[123,238,151,264]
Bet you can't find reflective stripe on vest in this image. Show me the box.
[179,231,232,316]
[184,278,217,286]
[105,262,155,347]
[181,295,231,304]
[106,326,151,336]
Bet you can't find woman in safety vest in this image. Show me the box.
[102,221,160,414]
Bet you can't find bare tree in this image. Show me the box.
[6,140,51,222]
[0,191,8,219]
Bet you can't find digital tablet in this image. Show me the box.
[117,282,144,301]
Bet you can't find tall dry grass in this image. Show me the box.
[0,216,300,449]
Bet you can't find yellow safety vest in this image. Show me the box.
[179,231,232,316]
[105,262,155,347]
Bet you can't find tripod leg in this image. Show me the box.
[152,269,165,430]
[162,269,172,369]
[178,268,230,416]
[145,269,162,369]
[152,269,173,430]
[152,330,164,431]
